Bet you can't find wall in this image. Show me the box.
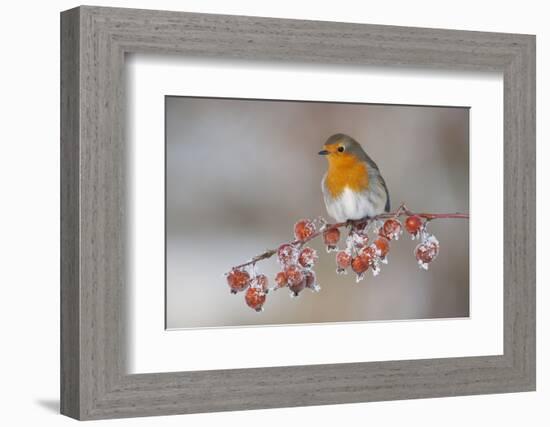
[0,0,546,425]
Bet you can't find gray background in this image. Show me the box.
[166,96,469,329]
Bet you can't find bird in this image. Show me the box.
[319,133,390,222]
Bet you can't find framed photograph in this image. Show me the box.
[61,6,535,420]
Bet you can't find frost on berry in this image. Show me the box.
[304,270,321,292]
[245,287,266,312]
[350,230,369,249]
[380,218,402,241]
[226,269,251,294]
[351,255,369,282]
[285,265,303,284]
[252,274,269,293]
[359,244,383,276]
[274,271,288,289]
[285,265,306,296]
[298,247,318,269]
[415,234,440,270]
[323,227,340,252]
[288,280,306,297]
[335,250,352,274]
[405,215,423,239]
[277,243,299,266]
[371,219,384,236]
[374,237,389,257]
[371,260,381,276]
[359,244,376,263]
[373,237,390,263]
[294,219,316,241]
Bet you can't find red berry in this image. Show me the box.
[245,287,266,312]
[351,255,369,274]
[294,219,316,241]
[277,243,299,266]
[226,269,250,293]
[415,236,440,270]
[359,245,377,264]
[252,274,269,293]
[298,247,318,268]
[380,218,402,240]
[405,215,423,236]
[374,237,390,258]
[323,227,341,251]
[274,271,288,289]
[285,265,304,285]
[288,278,306,296]
[285,265,305,296]
[361,244,383,276]
[304,270,320,292]
[336,250,352,271]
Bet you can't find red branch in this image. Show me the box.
[232,203,468,270]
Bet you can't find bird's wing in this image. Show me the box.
[360,151,390,212]
[379,174,391,212]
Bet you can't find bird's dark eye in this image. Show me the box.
[337,146,345,152]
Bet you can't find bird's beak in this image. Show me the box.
[318,150,329,155]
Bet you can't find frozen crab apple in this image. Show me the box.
[358,244,383,275]
[226,269,250,294]
[323,227,340,251]
[380,218,402,241]
[288,279,306,296]
[415,235,440,270]
[373,237,390,259]
[362,244,383,276]
[277,243,299,266]
[298,247,318,268]
[245,287,266,312]
[274,271,288,289]
[359,244,377,264]
[304,270,320,292]
[294,219,316,241]
[252,274,269,293]
[351,255,370,281]
[285,265,306,296]
[335,250,352,274]
[405,215,423,238]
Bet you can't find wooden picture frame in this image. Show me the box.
[60,5,536,420]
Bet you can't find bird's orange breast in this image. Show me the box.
[325,154,369,198]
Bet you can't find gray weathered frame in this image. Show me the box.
[60,5,536,420]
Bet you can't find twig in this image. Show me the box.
[232,203,468,270]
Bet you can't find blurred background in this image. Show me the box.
[166,96,469,329]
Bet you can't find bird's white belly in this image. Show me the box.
[325,187,385,222]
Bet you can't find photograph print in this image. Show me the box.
[165,96,469,329]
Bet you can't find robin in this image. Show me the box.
[319,133,390,222]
